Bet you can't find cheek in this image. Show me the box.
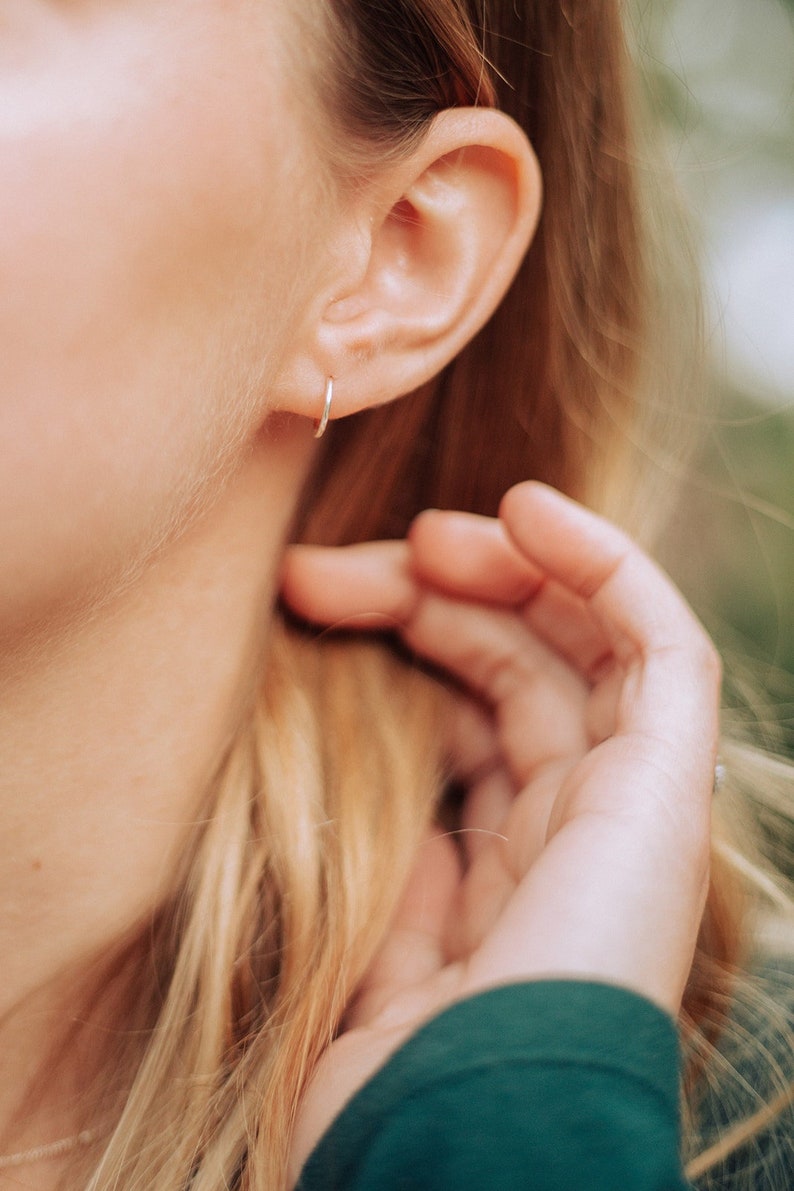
[0,5,314,633]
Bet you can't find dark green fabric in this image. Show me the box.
[297,980,692,1190]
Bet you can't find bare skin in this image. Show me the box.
[0,11,537,1184]
[0,0,329,1174]
[0,2,719,1187]
[282,482,720,1176]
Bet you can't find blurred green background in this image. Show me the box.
[635,0,794,754]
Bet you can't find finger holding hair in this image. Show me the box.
[458,482,721,1013]
[283,483,721,1012]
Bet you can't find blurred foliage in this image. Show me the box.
[634,0,794,757]
[671,397,794,756]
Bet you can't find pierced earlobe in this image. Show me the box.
[313,377,334,439]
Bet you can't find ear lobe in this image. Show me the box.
[272,108,541,431]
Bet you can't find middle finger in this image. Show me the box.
[409,509,612,680]
[400,590,590,783]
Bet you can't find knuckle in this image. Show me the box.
[694,636,722,686]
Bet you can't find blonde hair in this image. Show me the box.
[74,2,793,1188]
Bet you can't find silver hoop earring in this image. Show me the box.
[314,377,334,439]
[713,759,727,796]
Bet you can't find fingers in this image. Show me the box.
[406,511,545,606]
[281,540,416,629]
[284,511,613,683]
[285,529,591,783]
[442,698,515,864]
[499,484,712,664]
[285,483,713,676]
[345,832,462,1030]
[406,595,588,753]
[283,485,722,1019]
[501,483,722,780]
[283,482,721,797]
[408,509,612,679]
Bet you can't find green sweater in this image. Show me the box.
[297,980,692,1190]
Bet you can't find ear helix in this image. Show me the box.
[313,377,334,439]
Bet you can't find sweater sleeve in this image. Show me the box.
[296,980,692,1191]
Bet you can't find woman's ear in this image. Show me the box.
[274,107,541,428]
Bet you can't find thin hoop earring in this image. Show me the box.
[314,377,334,439]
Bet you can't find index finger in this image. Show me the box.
[281,540,417,629]
[499,483,714,665]
[500,484,722,792]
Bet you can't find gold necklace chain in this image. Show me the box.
[0,1130,95,1169]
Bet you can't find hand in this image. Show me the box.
[280,482,720,1176]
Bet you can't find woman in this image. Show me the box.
[1,1,791,1188]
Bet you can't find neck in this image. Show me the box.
[0,422,314,1151]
